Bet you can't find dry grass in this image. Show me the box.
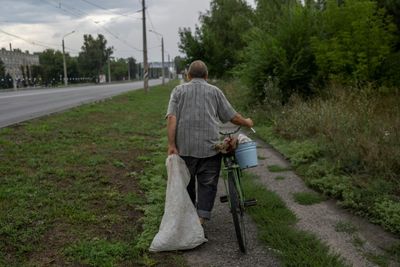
[276,85,400,183]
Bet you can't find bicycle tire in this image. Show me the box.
[228,170,247,253]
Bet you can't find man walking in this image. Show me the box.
[166,60,253,224]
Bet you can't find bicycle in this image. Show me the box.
[218,126,257,253]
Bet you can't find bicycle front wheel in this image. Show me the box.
[228,170,247,253]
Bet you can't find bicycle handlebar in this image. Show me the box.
[219,127,256,136]
[219,126,241,136]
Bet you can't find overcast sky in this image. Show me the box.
[0,0,255,62]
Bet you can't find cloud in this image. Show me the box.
[0,0,255,61]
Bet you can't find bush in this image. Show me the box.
[373,199,400,234]
[276,85,400,179]
[237,3,318,104]
[220,80,400,236]
[311,0,397,85]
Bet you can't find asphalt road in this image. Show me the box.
[0,79,165,128]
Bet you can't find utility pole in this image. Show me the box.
[127,60,131,81]
[142,0,149,92]
[62,30,75,86]
[161,36,165,85]
[149,29,165,85]
[107,56,111,83]
[62,39,67,86]
[168,54,171,79]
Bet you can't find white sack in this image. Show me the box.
[149,154,207,252]
[238,133,252,144]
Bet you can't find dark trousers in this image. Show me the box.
[181,154,222,220]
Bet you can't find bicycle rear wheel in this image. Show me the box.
[228,170,247,253]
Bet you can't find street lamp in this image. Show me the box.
[62,30,75,86]
[149,29,165,85]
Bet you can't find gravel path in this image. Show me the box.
[183,179,280,267]
[181,128,399,267]
[249,138,400,267]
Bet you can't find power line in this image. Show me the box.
[42,0,142,52]
[79,0,142,18]
[0,28,53,49]
[0,28,78,54]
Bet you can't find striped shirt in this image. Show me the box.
[166,78,237,158]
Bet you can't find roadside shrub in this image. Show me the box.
[237,4,318,104]
[276,85,400,179]
[373,199,400,234]
[307,175,353,199]
[217,79,252,112]
[278,140,323,167]
[311,0,397,85]
[222,79,400,235]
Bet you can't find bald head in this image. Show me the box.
[188,60,208,79]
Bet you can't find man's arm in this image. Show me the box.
[167,115,179,155]
[230,113,254,128]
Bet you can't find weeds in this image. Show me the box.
[334,221,358,234]
[267,165,291,172]
[293,191,326,205]
[221,80,400,237]
[242,173,349,266]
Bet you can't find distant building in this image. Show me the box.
[0,48,40,84]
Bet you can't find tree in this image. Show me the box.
[78,34,113,80]
[377,0,400,40]
[0,59,5,77]
[238,2,319,103]
[179,0,254,78]
[38,49,64,85]
[178,26,205,67]
[311,0,397,84]
[127,57,137,79]
[174,56,185,74]
[107,58,128,81]
[0,59,12,89]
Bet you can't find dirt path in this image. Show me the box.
[183,179,280,267]
[181,126,399,267]
[250,138,400,267]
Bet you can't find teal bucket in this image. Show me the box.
[235,141,258,169]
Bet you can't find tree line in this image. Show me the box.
[0,34,138,89]
[179,0,400,103]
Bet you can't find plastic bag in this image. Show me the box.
[238,133,252,144]
[149,154,207,252]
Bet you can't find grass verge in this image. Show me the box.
[0,82,183,266]
[267,164,291,172]
[242,173,349,266]
[293,191,327,205]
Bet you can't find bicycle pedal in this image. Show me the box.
[244,199,257,207]
[220,195,228,203]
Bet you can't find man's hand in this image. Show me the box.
[231,113,254,128]
[245,118,254,128]
[168,145,179,155]
[167,115,178,155]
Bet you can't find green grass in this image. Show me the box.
[275,175,286,180]
[242,173,349,266]
[293,191,327,205]
[0,81,182,266]
[334,221,358,234]
[267,164,291,172]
